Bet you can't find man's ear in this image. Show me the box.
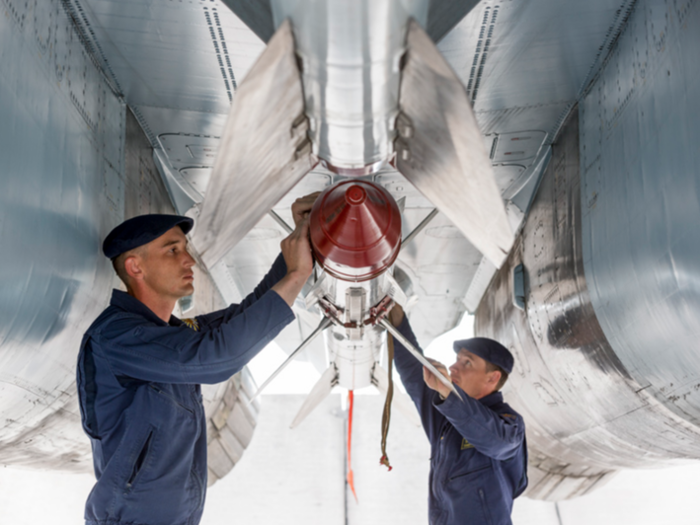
[124,255,144,281]
[488,369,502,386]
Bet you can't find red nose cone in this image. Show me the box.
[309,180,402,282]
[345,185,367,206]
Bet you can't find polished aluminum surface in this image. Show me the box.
[439,0,637,140]
[8,0,700,503]
[477,102,700,500]
[271,0,428,172]
[0,0,261,477]
[0,0,126,470]
[310,271,392,390]
[191,20,316,268]
[65,0,643,330]
[250,317,332,401]
[579,0,700,433]
[396,20,513,268]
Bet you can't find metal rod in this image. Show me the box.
[378,318,462,401]
[401,208,439,249]
[249,316,332,403]
[268,209,294,234]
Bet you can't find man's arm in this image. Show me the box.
[99,291,294,385]
[389,305,445,442]
[196,253,288,330]
[271,191,320,305]
[434,389,526,460]
[99,207,317,385]
[197,193,319,328]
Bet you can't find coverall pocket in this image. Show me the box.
[126,428,155,490]
[478,488,494,525]
[148,383,195,416]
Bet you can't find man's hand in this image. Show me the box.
[423,358,453,399]
[291,191,321,227]
[272,217,314,307]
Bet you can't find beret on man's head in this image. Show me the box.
[103,214,194,259]
[453,337,514,374]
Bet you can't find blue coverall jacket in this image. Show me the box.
[76,254,294,525]
[393,317,528,525]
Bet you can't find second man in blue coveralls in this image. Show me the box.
[389,305,528,525]
[77,194,318,525]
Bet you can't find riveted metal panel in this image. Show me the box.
[476,105,700,500]
[0,0,126,470]
[580,0,700,427]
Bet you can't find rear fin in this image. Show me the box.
[395,19,513,269]
[249,316,331,404]
[192,19,317,268]
[290,365,338,429]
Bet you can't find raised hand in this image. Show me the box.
[272,216,314,306]
[291,191,322,227]
[423,357,453,399]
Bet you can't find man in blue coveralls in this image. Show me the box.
[76,194,317,525]
[389,305,528,525]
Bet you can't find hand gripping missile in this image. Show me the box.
[378,318,463,401]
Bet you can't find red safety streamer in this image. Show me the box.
[347,390,358,502]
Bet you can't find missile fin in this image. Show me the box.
[395,19,513,269]
[290,365,339,429]
[192,19,317,268]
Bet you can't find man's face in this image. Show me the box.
[449,349,500,399]
[130,226,196,300]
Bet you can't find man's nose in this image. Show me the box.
[184,252,196,268]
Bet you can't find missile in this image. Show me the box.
[250,179,460,427]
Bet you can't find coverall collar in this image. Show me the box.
[476,390,503,407]
[110,289,183,327]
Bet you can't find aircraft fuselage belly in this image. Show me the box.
[476,0,700,495]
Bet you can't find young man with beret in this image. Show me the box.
[388,305,528,525]
[76,194,317,525]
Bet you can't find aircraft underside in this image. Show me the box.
[1,0,700,505]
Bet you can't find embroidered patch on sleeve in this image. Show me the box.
[461,438,474,450]
[182,318,200,331]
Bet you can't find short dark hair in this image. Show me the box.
[485,361,509,391]
[111,246,147,288]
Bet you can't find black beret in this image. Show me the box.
[453,337,514,374]
[103,214,194,259]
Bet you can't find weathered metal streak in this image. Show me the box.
[579,0,700,431]
[0,2,261,480]
[192,20,316,268]
[477,104,700,500]
[0,0,127,471]
[396,20,513,268]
